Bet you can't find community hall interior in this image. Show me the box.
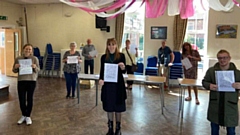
[0,0,240,135]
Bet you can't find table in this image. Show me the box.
[77,74,99,106]
[178,78,202,118]
[77,74,166,114]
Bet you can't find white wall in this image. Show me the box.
[144,12,175,66]
[207,4,240,68]
[0,1,22,28]
[25,4,115,54]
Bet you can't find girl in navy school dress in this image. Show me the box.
[99,38,126,135]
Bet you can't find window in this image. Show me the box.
[122,2,145,62]
[184,12,209,79]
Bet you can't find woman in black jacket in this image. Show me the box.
[99,38,126,135]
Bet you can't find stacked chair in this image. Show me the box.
[33,47,43,70]
[145,56,158,76]
[169,51,184,86]
[42,43,61,77]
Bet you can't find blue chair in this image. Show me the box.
[145,56,158,76]
[134,62,144,75]
[169,51,183,79]
[42,43,61,77]
[33,47,43,69]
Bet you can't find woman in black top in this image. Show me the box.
[62,42,82,98]
[99,38,126,135]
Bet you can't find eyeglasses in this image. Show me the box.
[217,56,229,60]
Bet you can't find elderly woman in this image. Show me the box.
[62,42,82,98]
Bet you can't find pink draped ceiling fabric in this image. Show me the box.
[59,0,239,19]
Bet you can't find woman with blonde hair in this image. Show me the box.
[12,44,40,125]
[99,38,126,135]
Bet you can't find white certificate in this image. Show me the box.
[104,63,118,83]
[89,50,98,57]
[216,70,235,92]
[18,59,33,75]
[67,56,78,64]
[181,57,192,70]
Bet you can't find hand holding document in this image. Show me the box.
[104,63,118,83]
[181,57,192,70]
[215,70,235,92]
[18,59,33,75]
[89,50,98,57]
[67,56,78,64]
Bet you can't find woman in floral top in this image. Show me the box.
[182,42,201,105]
[62,42,82,98]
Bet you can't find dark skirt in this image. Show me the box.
[101,83,126,112]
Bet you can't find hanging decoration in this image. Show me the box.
[168,0,180,16]
[180,0,194,19]
[60,0,239,19]
[233,0,240,7]
[209,0,234,12]
[60,0,136,18]
[145,0,168,18]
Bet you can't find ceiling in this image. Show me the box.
[1,0,61,4]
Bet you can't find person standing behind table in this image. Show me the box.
[122,39,138,90]
[99,38,126,135]
[182,42,201,105]
[12,44,40,125]
[62,42,82,99]
[202,49,240,135]
[157,40,174,88]
[82,39,96,74]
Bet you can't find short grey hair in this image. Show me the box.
[70,42,77,47]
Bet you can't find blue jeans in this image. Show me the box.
[211,122,235,135]
[64,72,78,97]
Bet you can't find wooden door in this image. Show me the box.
[0,29,5,74]
[5,29,22,77]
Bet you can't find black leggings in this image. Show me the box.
[17,81,36,117]
[126,65,133,85]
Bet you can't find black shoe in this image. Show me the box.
[66,95,70,99]
[106,120,114,135]
[115,122,121,135]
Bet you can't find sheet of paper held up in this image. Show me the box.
[215,70,235,92]
[181,57,192,70]
[18,59,33,75]
[67,56,78,64]
[89,50,98,57]
[104,63,118,83]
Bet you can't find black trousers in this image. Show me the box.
[17,81,36,117]
[126,65,133,85]
[84,60,94,74]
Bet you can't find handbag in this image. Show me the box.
[126,48,138,72]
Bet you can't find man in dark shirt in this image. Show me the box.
[158,40,175,88]
[82,39,96,74]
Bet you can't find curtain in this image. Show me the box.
[115,13,125,49]
[173,15,188,51]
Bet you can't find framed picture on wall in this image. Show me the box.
[216,25,238,38]
[151,26,167,39]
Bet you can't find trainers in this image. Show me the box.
[17,116,26,125]
[26,117,32,125]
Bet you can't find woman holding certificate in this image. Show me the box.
[99,38,126,135]
[62,42,82,99]
[12,44,40,125]
[181,42,201,105]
